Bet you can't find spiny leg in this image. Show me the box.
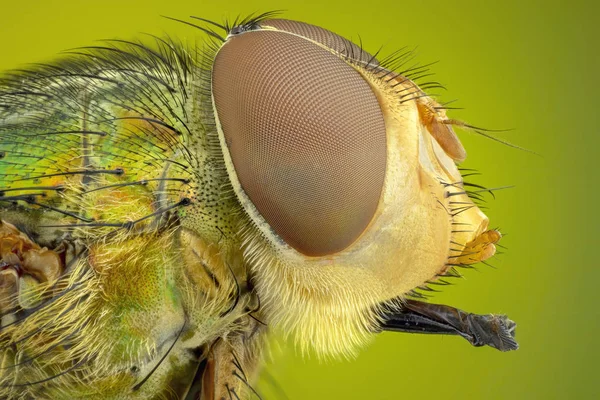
[199,320,265,400]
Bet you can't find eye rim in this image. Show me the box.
[258,19,380,67]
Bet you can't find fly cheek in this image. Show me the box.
[211,20,387,257]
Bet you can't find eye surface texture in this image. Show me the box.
[212,23,387,256]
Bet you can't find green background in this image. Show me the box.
[1,0,597,399]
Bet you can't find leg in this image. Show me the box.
[197,320,265,400]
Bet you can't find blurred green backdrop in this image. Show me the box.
[1,0,597,399]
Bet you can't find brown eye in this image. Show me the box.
[211,21,387,256]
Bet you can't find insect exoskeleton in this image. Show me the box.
[209,19,497,357]
[0,13,514,400]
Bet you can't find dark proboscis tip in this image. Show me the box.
[379,299,518,352]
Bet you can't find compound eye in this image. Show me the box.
[211,22,387,257]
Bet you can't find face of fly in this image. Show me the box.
[210,18,504,357]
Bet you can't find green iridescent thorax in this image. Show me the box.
[0,35,252,399]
